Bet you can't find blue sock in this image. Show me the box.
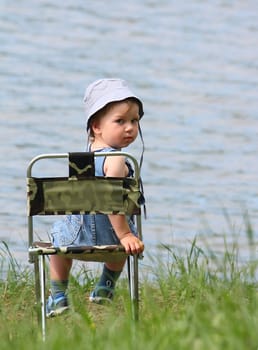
[50,280,68,300]
[95,265,122,297]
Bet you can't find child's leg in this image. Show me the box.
[46,256,72,317]
[90,260,126,302]
[49,255,72,298]
[105,261,125,272]
[50,255,72,280]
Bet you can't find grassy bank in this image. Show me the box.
[1,237,258,350]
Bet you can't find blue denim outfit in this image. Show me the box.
[50,147,137,247]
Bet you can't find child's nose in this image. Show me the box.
[125,121,133,130]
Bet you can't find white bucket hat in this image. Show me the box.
[83,78,144,130]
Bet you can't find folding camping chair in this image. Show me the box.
[27,151,144,340]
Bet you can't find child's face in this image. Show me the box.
[92,100,140,149]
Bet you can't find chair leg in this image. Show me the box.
[127,255,139,321]
[39,255,47,341]
[34,257,41,322]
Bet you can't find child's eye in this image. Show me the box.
[114,118,139,125]
[115,119,124,125]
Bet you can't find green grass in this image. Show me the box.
[1,236,258,350]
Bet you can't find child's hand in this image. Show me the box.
[120,233,144,255]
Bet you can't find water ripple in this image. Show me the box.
[1,0,258,263]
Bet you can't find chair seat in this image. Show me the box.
[29,241,128,262]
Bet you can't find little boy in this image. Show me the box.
[47,78,145,316]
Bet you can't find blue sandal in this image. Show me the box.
[46,292,69,317]
[89,286,114,304]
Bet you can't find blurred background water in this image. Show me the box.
[0,0,258,266]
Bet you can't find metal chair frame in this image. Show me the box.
[27,152,143,341]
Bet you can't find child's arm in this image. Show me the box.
[108,215,144,254]
[104,156,144,255]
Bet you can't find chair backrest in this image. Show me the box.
[27,151,143,249]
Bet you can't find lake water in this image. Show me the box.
[1,0,258,266]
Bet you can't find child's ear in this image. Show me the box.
[91,120,101,134]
